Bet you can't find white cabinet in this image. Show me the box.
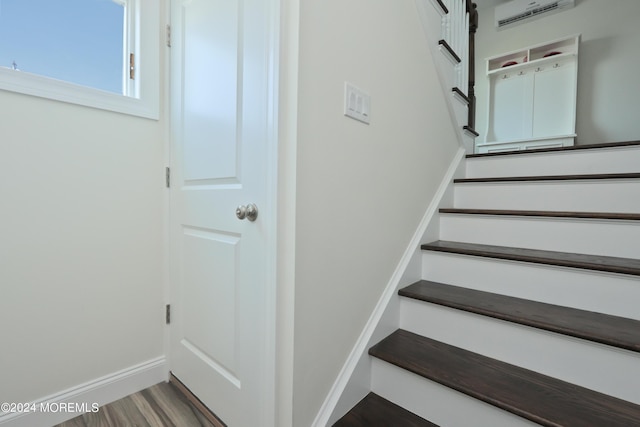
[478,35,579,153]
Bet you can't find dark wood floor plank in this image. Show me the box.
[400,280,640,352]
[466,140,640,158]
[103,398,150,427]
[370,330,640,426]
[145,383,215,427]
[454,172,640,184]
[169,373,226,427]
[56,417,87,427]
[129,391,171,426]
[439,208,640,221]
[421,240,640,276]
[86,405,123,427]
[333,392,438,427]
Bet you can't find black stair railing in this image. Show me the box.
[467,0,478,132]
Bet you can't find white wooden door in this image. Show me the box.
[169,0,276,425]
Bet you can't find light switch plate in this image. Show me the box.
[344,82,371,124]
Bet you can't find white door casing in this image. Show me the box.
[169,0,278,425]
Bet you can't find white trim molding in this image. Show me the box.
[0,0,160,120]
[0,357,167,427]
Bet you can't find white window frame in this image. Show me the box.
[0,0,159,120]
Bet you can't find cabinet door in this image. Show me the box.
[532,61,576,138]
[488,72,533,142]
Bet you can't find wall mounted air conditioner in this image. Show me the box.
[495,0,575,29]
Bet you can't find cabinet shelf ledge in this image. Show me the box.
[488,52,576,76]
[479,134,577,146]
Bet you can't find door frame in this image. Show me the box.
[163,0,282,425]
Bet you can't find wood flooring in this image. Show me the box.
[54,382,217,427]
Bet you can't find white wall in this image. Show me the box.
[475,0,640,145]
[0,33,166,410]
[291,1,460,425]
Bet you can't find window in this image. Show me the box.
[0,0,159,119]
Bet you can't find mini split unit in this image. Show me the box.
[495,0,575,29]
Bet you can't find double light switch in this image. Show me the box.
[344,82,371,125]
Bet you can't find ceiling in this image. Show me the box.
[474,0,511,10]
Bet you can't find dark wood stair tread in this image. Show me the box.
[467,140,640,158]
[439,208,640,221]
[454,172,640,184]
[370,330,640,426]
[333,392,438,427]
[452,87,469,104]
[421,240,640,276]
[463,125,479,137]
[437,39,461,63]
[434,0,448,14]
[400,280,640,352]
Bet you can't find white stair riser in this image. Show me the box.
[452,94,468,126]
[439,214,640,258]
[421,252,640,320]
[371,358,539,427]
[461,132,475,155]
[400,298,640,404]
[454,180,640,212]
[466,147,640,178]
[421,0,446,48]
[438,59,456,97]
[366,147,640,425]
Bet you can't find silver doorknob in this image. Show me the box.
[236,203,258,221]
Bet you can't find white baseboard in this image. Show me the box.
[0,357,167,427]
[311,147,466,426]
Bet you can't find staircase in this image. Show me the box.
[415,0,479,153]
[334,141,640,426]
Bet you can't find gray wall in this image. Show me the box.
[0,79,165,402]
[0,2,166,405]
[289,1,460,425]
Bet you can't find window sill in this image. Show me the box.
[0,67,159,120]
